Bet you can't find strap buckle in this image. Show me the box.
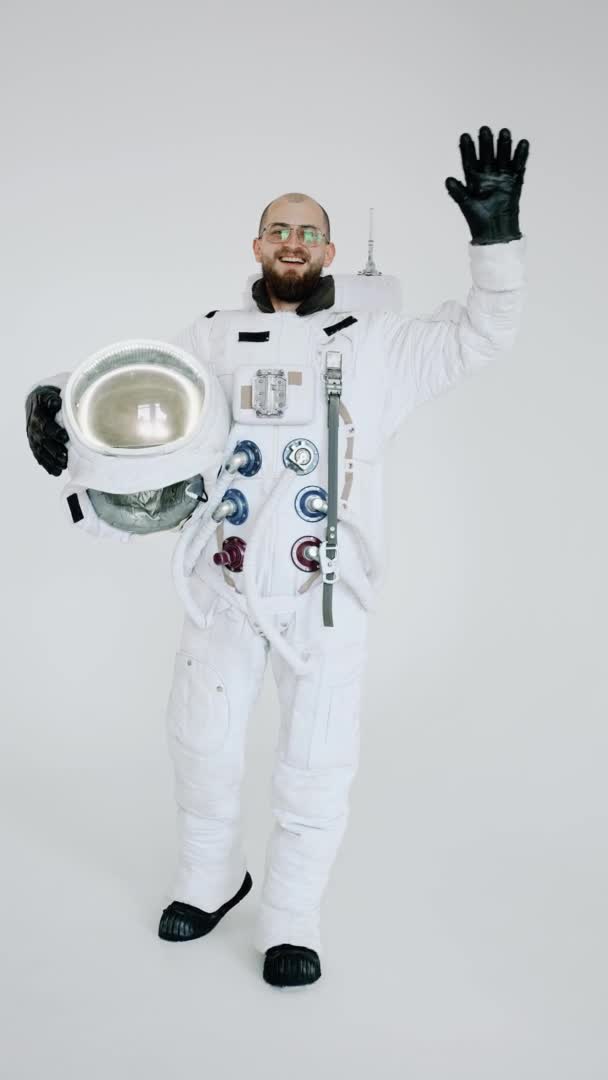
[319,540,340,584]
[324,350,342,396]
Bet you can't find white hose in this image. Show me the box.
[183,480,233,575]
[241,468,314,676]
[338,561,374,611]
[171,459,381,670]
[337,504,383,606]
[171,457,237,630]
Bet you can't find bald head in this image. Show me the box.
[252,192,336,311]
[258,192,330,241]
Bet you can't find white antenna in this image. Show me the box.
[358,206,382,276]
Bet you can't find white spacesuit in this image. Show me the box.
[32,235,526,963]
[158,236,527,956]
[25,120,530,985]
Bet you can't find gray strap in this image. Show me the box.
[323,357,342,627]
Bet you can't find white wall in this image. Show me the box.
[2,1,606,1076]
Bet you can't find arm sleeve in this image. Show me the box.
[380,237,527,441]
[167,315,213,364]
[59,484,133,542]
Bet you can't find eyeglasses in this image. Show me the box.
[259,223,328,246]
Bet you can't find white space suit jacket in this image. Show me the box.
[166,239,526,603]
[50,239,526,611]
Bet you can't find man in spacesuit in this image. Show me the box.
[25,126,529,988]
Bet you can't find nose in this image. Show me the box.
[280,228,307,258]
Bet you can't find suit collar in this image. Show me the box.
[251,274,335,316]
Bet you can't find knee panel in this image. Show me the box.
[175,772,240,820]
[272,757,354,825]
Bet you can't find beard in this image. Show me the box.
[261,253,324,303]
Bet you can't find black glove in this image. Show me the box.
[445,126,529,245]
[25,385,69,476]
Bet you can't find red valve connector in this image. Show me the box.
[291,535,321,572]
[213,536,246,573]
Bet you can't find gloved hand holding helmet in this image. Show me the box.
[25,384,69,476]
[68,340,230,536]
[445,125,530,245]
[26,340,231,539]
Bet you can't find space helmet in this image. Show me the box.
[61,339,231,534]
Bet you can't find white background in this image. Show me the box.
[2,1,606,1076]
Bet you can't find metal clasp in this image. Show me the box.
[324,350,342,396]
[252,369,287,417]
[318,539,340,584]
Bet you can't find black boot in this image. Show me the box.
[158,871,252,941]
[263,944,321,987]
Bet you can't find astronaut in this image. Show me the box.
[25,126,529,988]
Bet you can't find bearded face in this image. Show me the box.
[259,245,326,303]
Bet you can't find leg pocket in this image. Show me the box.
[167,651,230,755]
[321,664,365,769]
[282,654,366,770]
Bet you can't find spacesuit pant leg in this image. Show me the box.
[165,578,268,911]
[254,583,369,956]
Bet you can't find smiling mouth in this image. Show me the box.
[278,257,306,265]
